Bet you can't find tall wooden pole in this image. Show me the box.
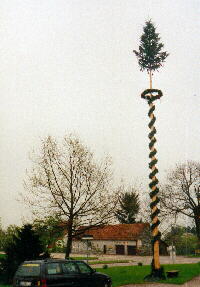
[133,19,168,279]
[142,88,164,279]
[149,70,152,89]
[148,98,160,270]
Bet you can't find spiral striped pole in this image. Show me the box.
[141,89,163,272]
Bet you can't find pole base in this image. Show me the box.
[144,267,166,282]
[144,263,166,282]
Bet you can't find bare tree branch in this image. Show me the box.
[160,161,200,241]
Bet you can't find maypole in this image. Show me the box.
[142,88,164,278]
[133,20,169,280]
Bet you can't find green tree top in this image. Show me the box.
[133,20,169,88]
[115,189,140,224]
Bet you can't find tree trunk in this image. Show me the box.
[194,211,200,247]
[65,219,73,259]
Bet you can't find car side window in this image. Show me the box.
[62,262,79,274]
[46,263,62,275]
[76,262,92,274]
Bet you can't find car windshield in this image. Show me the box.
[16,263,41,276]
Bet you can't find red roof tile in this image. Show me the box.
[77,223,149,241]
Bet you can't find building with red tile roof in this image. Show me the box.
[61,223,150,255]
[78,223,149,241]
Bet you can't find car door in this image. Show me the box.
[45,262,81,287]
[45,262,64,287]
[75,262,100,287]
[61,261,81,287]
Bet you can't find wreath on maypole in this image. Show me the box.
[133,20,169,281]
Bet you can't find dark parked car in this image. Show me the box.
[13,259,112,287]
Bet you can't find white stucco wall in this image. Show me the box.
[71,239,142,255]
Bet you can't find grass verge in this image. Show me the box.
[70,256,98,260]
[90,260,130,265]
[97,263,200,286]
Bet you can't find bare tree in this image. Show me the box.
[160,161,200,243]
[23,135,118,258]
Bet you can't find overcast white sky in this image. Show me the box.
[0,0,199,227]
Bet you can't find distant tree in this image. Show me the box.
[139,225,152,256]
[186,225,197,235]
[33,215,64,251]
[164,225,198,255]
[1,224,44,283]
[115,188,140,224]
[160,161,200,243]
[133,19,169,88]
[0,224,19,251]
[4,225,19,243]
[23,135,118,258]
[0,219,5,251]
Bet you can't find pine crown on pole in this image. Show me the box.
[133,20,169,74]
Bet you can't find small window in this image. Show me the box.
[46,263,62,275]
[62,262,79,274]
[76,262,92,274]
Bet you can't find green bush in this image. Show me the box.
[164,226,198,256]
[51,245,65,253]
[0,224,47,283]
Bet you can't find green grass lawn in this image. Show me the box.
[0,254,5,259]
[97,263,200,286]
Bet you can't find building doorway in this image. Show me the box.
[115,245,125,255]
[127,245,137,255]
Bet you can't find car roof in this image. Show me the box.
[23,259,85,264]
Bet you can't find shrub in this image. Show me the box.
[0,224,46,283]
